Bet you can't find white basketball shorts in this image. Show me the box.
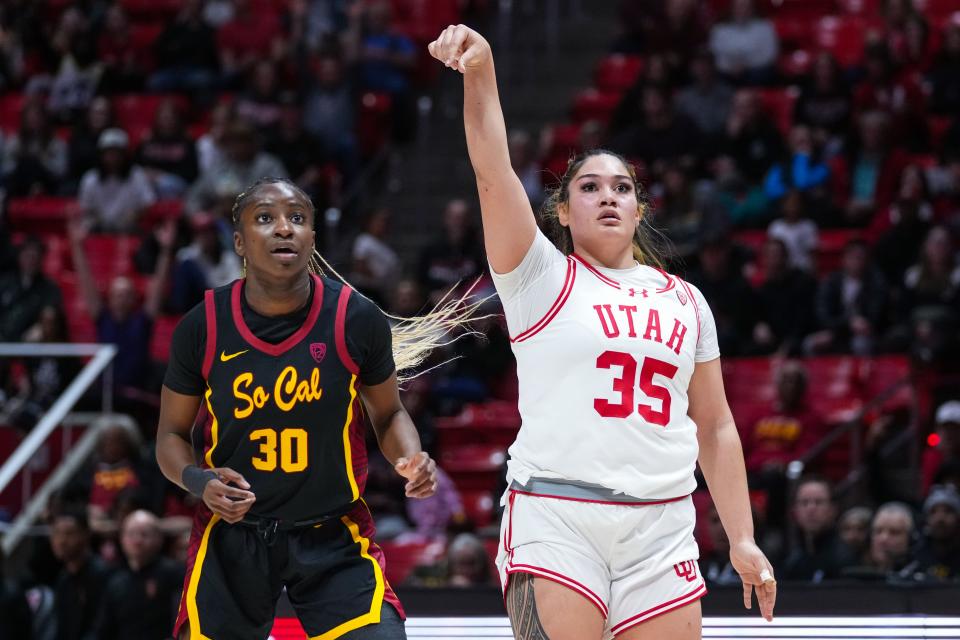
[496,488,706,638]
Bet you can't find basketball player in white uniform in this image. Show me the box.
[428,25,777,640]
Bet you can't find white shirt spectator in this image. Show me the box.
[709,18,778,75]
[768,218,819,272]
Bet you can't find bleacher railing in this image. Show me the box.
[0,343,116,556]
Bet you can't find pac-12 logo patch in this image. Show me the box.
[676,289,688,305]
[309,342,327,363]
[674,560,698,582]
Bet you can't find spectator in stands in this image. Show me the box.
[838,506,873,561]
[609,85,697,171]
[900,226,960,315]
[0,554,32,639]
[795,52,852,155]
[872,163,933,285]
[783,476,856,582]
[170,213,242,313]
[405,466,465,541]
[763,125,831,205]
[922,401,960,494]
[94,510,184,640]
[216,0,283,86]
[195,101,234,174]
[843,110,910,225]
[845,502,916,578]
[6,305,79,432]
[96,4,142,93]
[46,14,102,124]
[136,98,199,199]
[186,119,287,216]
[699,502,740,586]
[887,6,935,74]
[929,23,960,116]
[67,217,173,393]
[50,508,113,640]
[350,205,401,306]
[148,0,221,96]
[724,89,784,184]
[901,485,960,581]
[302,53,359,183]
[508,129,544,210]
[807,239,887,356]
[85,418,146,534]
[264,95,332,209]
[344,0,418,143]
[79,128,156,233]
[236,60,285,136]
[0,235,62,342]
[674,49,734,145]
[744,362,823,481]
[750,237,817,355]
[444,533,493,587]
[853,44,927,150]
[708,0,778,86]
[68,96,114,189]
[655,164,729,263]
[687,232,758,356]
[768,190,819,272]
[417,199,484,305]
[1,97,68,197]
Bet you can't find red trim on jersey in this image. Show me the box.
[201,289,217,379]
[348,396,367,493]
[335,286,359,375]
[511,489,689,507]
[506,563,609,618]
[352,501,406,620]
[230,275,324,356]
[679,279,701,344]
[610,582,707,636]
[511,258,577,343]
[654,267,676,293]
[173,507,215,639]
[504,490,517,552]
[571,253,621,290]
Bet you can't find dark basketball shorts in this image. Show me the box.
[173,501,406,640]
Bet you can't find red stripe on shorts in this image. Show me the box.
[610,582,707,636]
[506,562,608,618]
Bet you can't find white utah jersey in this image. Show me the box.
[492,230,720,499]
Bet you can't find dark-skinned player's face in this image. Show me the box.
[234,183,316,278]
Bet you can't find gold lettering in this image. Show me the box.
[234,372,255,419]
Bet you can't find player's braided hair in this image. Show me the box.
[541,148,666,269]
[231,177,489,380]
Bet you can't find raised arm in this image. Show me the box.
[428,25,537,274]
[66,217,104,320]
[143,219,175,318]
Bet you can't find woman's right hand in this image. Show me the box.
[427,25,492,74]
[202,467,256,524]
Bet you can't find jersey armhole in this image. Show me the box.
[510,257,577,344]
[201,289,217,379]
[335,286,360,375]
[678,279,701,345]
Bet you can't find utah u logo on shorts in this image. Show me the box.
[674,560,698,583]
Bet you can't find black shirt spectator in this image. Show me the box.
[752,238,817,355]
[783,478,857,581]
[417,199,485,304]
[901,486,960,581]
[0,236,62,342]
[724,90,784,183]
[148,0,221,94]
[50,510,114,640]
[794,53,852,143]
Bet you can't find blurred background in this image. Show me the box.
[0,0,959,637]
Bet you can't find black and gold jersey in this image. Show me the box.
[164,275,394,521]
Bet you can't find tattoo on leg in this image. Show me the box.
[506,573,550,640]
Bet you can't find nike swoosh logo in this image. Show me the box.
[220,349,249,362]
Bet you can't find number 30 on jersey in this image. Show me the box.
[249,428,308,472]
[594,350,678,425]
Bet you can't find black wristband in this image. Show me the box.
[182,465,217,498]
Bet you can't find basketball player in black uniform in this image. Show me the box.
[157,178,437,639]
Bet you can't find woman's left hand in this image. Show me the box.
[394,451,438,499]
[729,538,777,621]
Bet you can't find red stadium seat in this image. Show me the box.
[757,87,799,137]
[571,89,620,124]
[130,23,164,70]
[112,94,190,146]
[441,444,507,491]
[594,55,645,94]
[543,123,582,158]
[0,93,26,133]
[817,229,859,276]
[916,0,960,19]
[141,200,184,231]
[119,0,183,19]
[837,0,881,15]
[357,92,392,157]
[150,315,180,363]
[928,115,954,151]
[379,540,446,585]
[6,197,77,234]
[56,274,97,343]
[461,490,496,527]
[779,49,814,78]
[763,0,838,18]
[73,234,141,284]
[813,16,882,67]
[773,16,817,50]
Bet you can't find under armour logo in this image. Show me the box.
[309,342,327,363]
[628,288,648,298]
[674,561,698,583]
